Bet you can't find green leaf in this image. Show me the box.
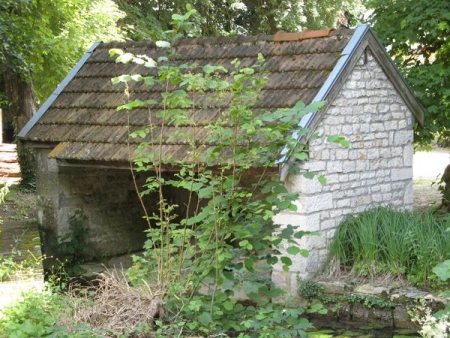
[294,152,309,161]
[243,280,259,295]
[116,74,131,83]
[116,53,134,64]
[264,288,284,298]
[266,256,278,265]
[303,171,315,179]
[215,292,228,303]
[299,249,309,257]
[131,74,143,81]
[317,175,327,185]
[109,48,123,57]
[203,65,216,74]
[244,258,255,271]
[143,77,155,85]
[240,68,255,75]
[286,246,302,255]
[281,256,292,266]
[433,260,450,281]
[198,312,211,326]
[307,303,327,314]
[186,210,209,225]
[198,186,213,198]
[327,135,349,148]
[288,203,297,212]
[223,300,234,311]
[223,270,234,280]
[144,58,157,68]
[172,14,184,21]
[280,226,294,238]
[239,239,253,250]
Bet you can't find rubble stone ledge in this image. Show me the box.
[305,280,448,330]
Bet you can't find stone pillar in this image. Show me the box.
[34,148,62,270]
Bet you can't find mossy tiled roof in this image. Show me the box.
[19,26,423,164]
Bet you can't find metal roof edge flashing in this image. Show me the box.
[279,25,370,181]
[18,41,102,139]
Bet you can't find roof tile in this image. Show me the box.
[24,28,355,163]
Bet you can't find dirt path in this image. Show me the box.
[413,148,450,211]
[0,187,43,315]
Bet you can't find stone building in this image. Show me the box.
[19,25,424,292]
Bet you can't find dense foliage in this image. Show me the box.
[367,0,450,147]
[106,10,347,336]
[114,0,364,40]
[0,0,125,104]
[0,0,125,186]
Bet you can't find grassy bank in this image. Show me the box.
[328,207,450,287]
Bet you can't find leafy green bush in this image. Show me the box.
[408,260,450,337]
[0,288,97,338]
[0,248,42,282]
[109,7,348,337]
[328,207,450,286]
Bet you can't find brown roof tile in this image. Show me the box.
[23,28,357,163]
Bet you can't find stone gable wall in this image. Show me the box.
[273,49,415,294]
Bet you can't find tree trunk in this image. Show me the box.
[3,69,37,188]
[3,69,36,135]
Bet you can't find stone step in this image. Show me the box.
[0,143,20,185]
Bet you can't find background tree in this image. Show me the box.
[1,0,364,136]
[1,0,364,187]
[114,0,364,39]
[0,0,124,187]
[0,0,125,133]
[367,0,450,147]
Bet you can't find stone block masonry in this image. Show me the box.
[273,50,415,295]
[35,148,152,264]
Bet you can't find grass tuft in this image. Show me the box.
[328,207,450,286]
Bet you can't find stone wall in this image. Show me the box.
[36,148,153,263]
[35,149,200,267]
[273,49,415,293]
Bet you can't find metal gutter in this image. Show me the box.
[18,41,102,139]
[279,24,371,181]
